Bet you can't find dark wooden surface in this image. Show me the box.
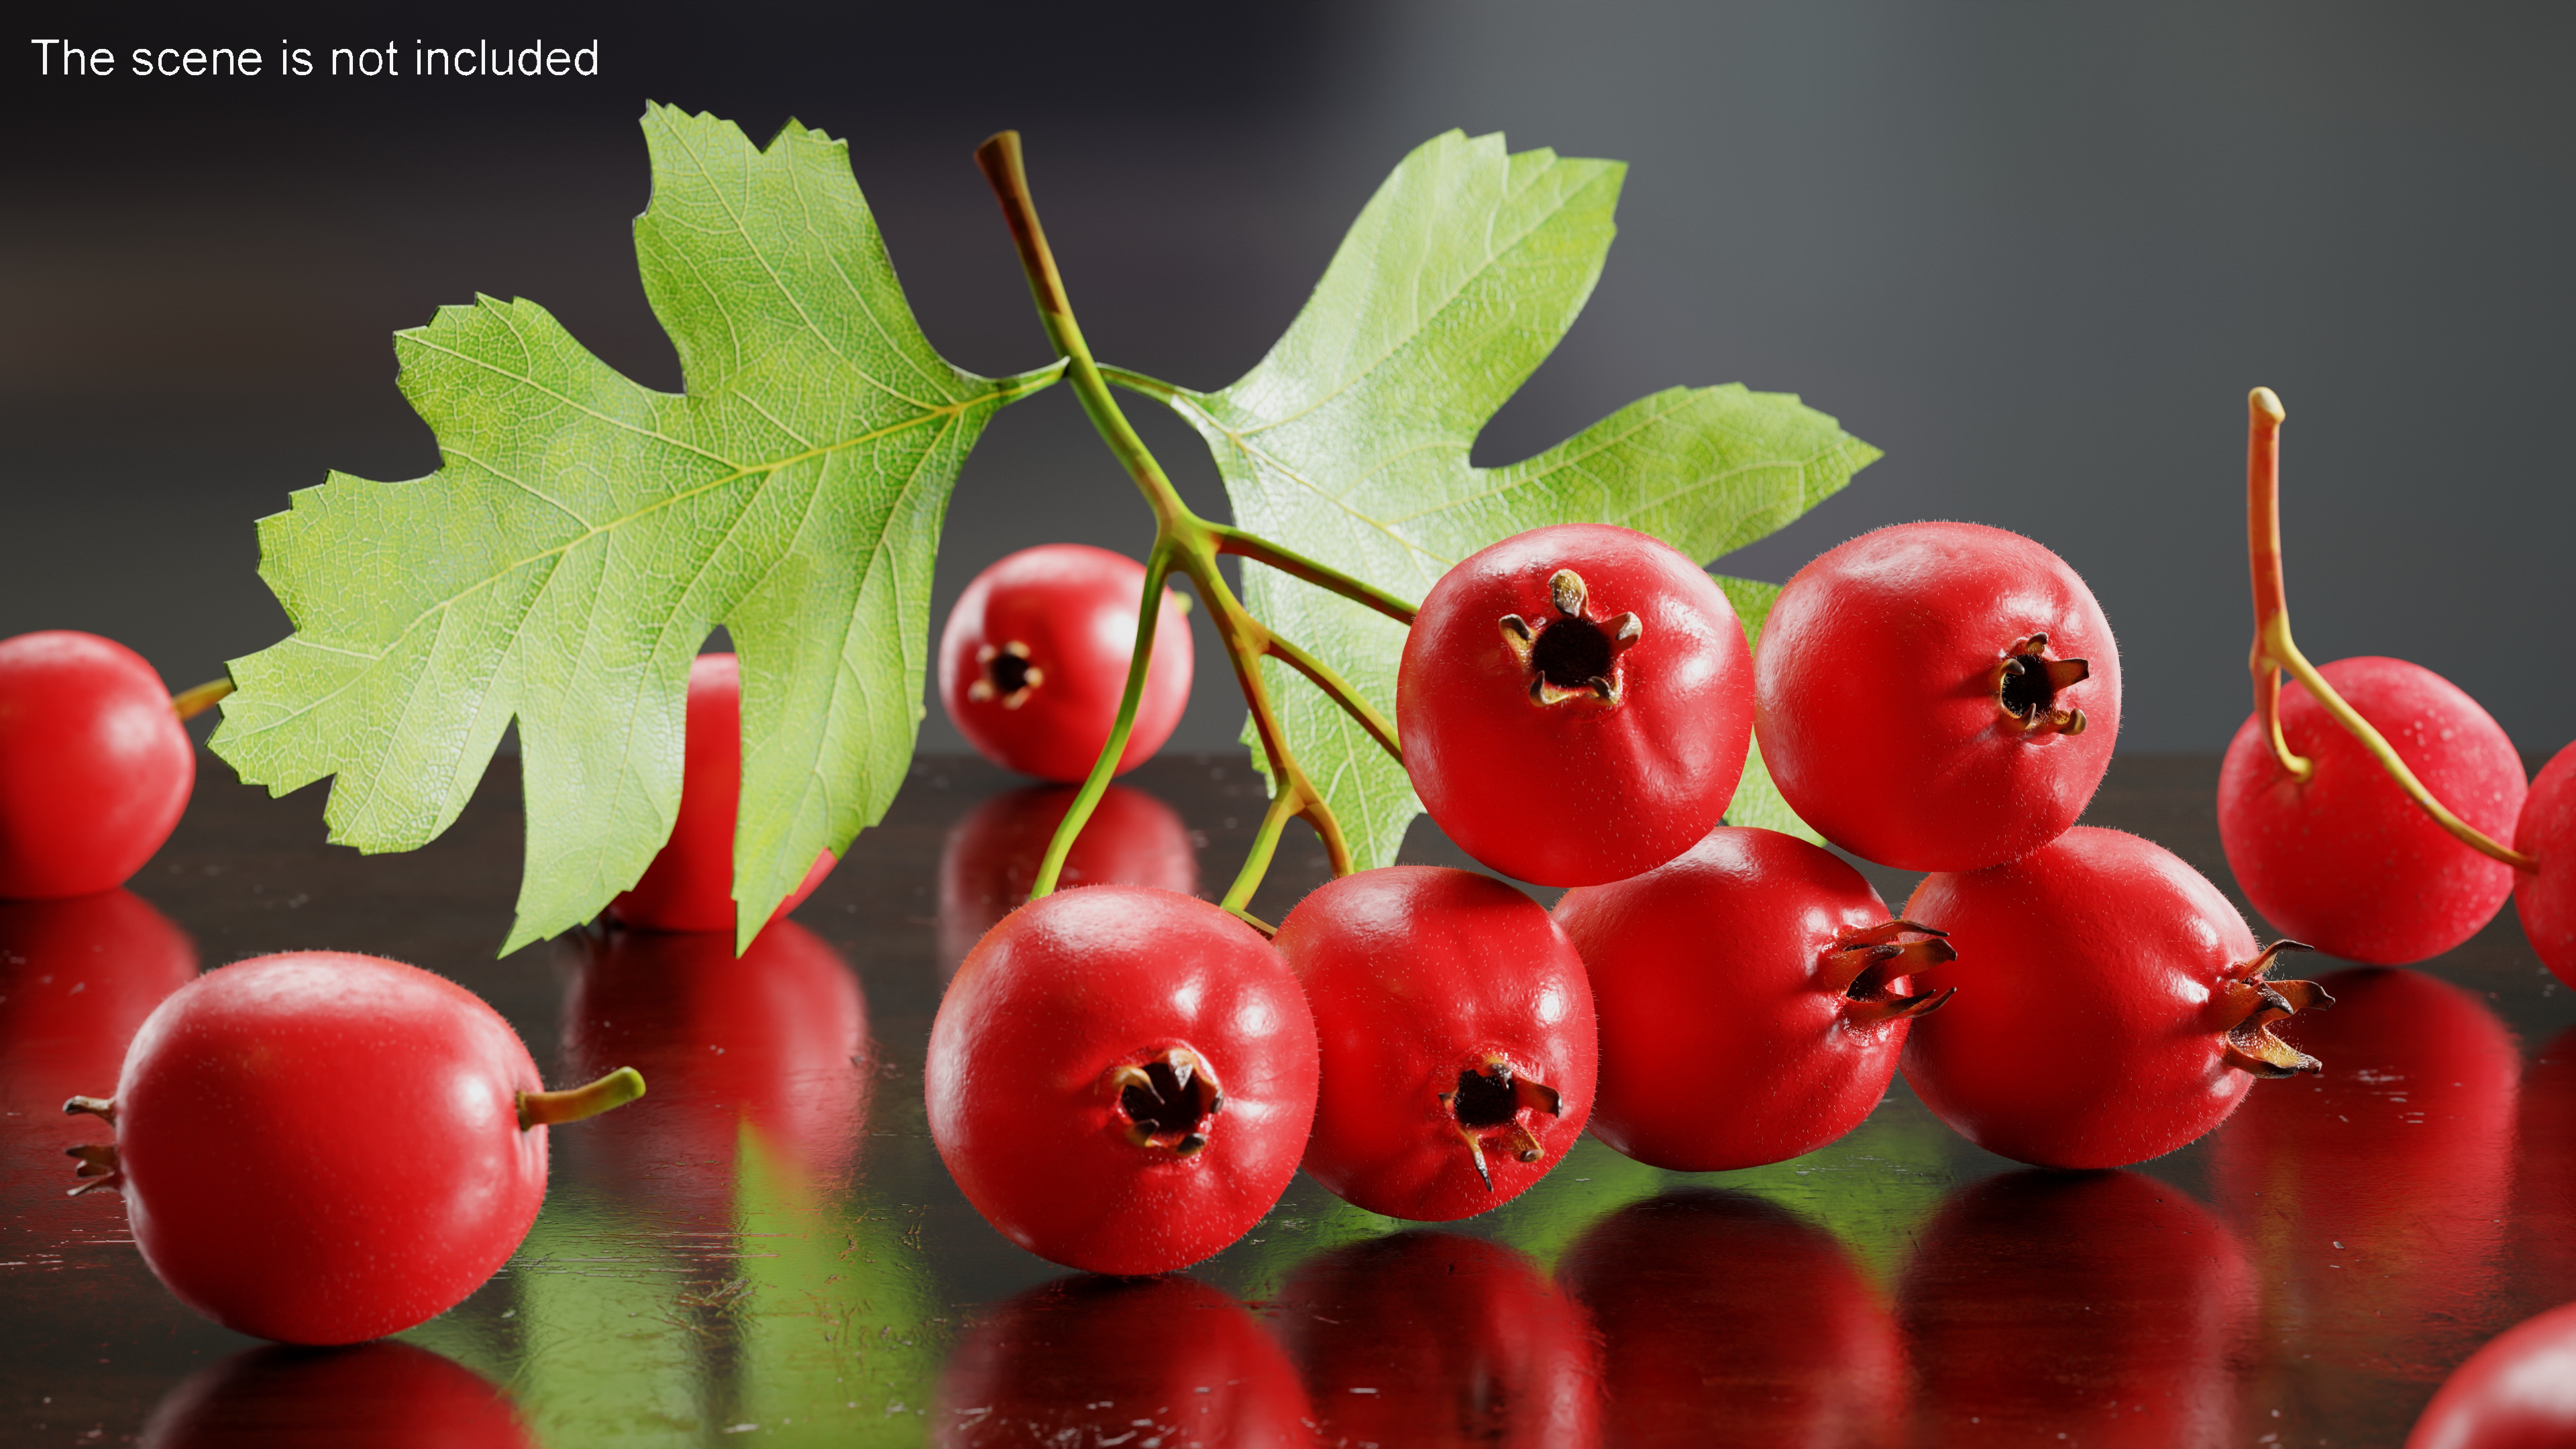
[3,750,2569,1446]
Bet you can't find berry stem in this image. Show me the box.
[1220,786,1303,916]
[170,677,233,722]
[2243,388,2536,873]
[517,1067,647,1130]
[977,130,1401,904]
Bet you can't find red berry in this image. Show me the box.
[2210,967,2518,1397]
[934,782,1198,978]
[2404,1301,2576,1449]
[1273,1231,1601,1447]
[936,543,1194,783]
[2218,656,2526,965]
[1755,522,2120,871]
[1899,826,2329,1169]
[76,951,639,1344]
[559,919,868,1220]
[1397,523,1752,886]
[1900,1171,2256,1443]
[1272,866,1596,1219]
[142,1341,536,1448]
[934,1275,1311,1446]
[925,885,1317,1275]
[1557,1191,1905,1448]
[1554,826,1953,1171]
[0,631,195,899]
[2514,740,2576,985]
[607,653,836,935]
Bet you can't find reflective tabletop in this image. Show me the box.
[4,751,2569,1446]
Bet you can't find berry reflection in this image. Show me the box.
[140,1341,533,1448]
[935,783,1196,977]
[558,918,869,1222]
[0,890,194,1216]
[1273,1230,1598,1447]
[2212,967,2519,1409]
[1556,1189,1902,1448]
[934,1274,1309,1447]
[1900,1170,2255,1446]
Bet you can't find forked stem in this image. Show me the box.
[2243,388,2536,873]
[977,130,1409,908]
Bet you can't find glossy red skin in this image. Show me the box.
[608,654,835,934]
[1273,1231,1599,1448]
[140,1342,536,1449]
[1900,826,2270,1169]
[1556,1190,1904,1448]
[1900,1171,2256,1446]
[2514,740,2576,986]
[2211,967,2518,1393]
[2404,1301,2576,1449]
[2516,1027,2576,1307]
[0,891,195,1234]
[934,1274,1311,1448]
[1555,826,1915,1171]
[926,885,1318,1275]
[1273,867,1596,1220]
[0,631,195,899]
[2220,656,2526,965]
[1756,522,2121,872]
[937,543,1194,784]
[935,782,1198,977]
[1397,524,1752,887]
[559,919,867,1220]
[111,952,549,1344]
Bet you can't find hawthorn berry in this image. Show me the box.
[925,885,1318,1275]
[607,653,836,936]
[1754,522,2120,872]
[2514,741,2576,986]
[0,631,197,900]
[1397,523,1752,886]
[1272,866,1596,1219]
[1554,826,1952,1171]
[937,543,1194,783]
[1898,826,2328,1169]
[66,951,643,1345]
[2218,656,2526,965]
[2404,1301,2576,1449]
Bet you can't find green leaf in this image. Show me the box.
[211,105,1059,951]
[1126,130,1878,869]
[1710,574,1824,845]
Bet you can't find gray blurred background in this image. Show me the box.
[5,1,2569,765]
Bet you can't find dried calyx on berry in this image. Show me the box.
[970,641,1042,709]
[1438,1055,1565,1191]
[1821,920,1958,1026]
[2218,941,2332,1077]
[1108,1046,1224,1156]
[1994,633,2090,737]
[1499,569,1642,708]
[62,1094,119,1197]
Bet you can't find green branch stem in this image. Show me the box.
[2244,388,2536,873]
[171,678,234,722]
[979,130,1394,907]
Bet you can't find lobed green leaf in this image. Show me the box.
[213,105,1059,951]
